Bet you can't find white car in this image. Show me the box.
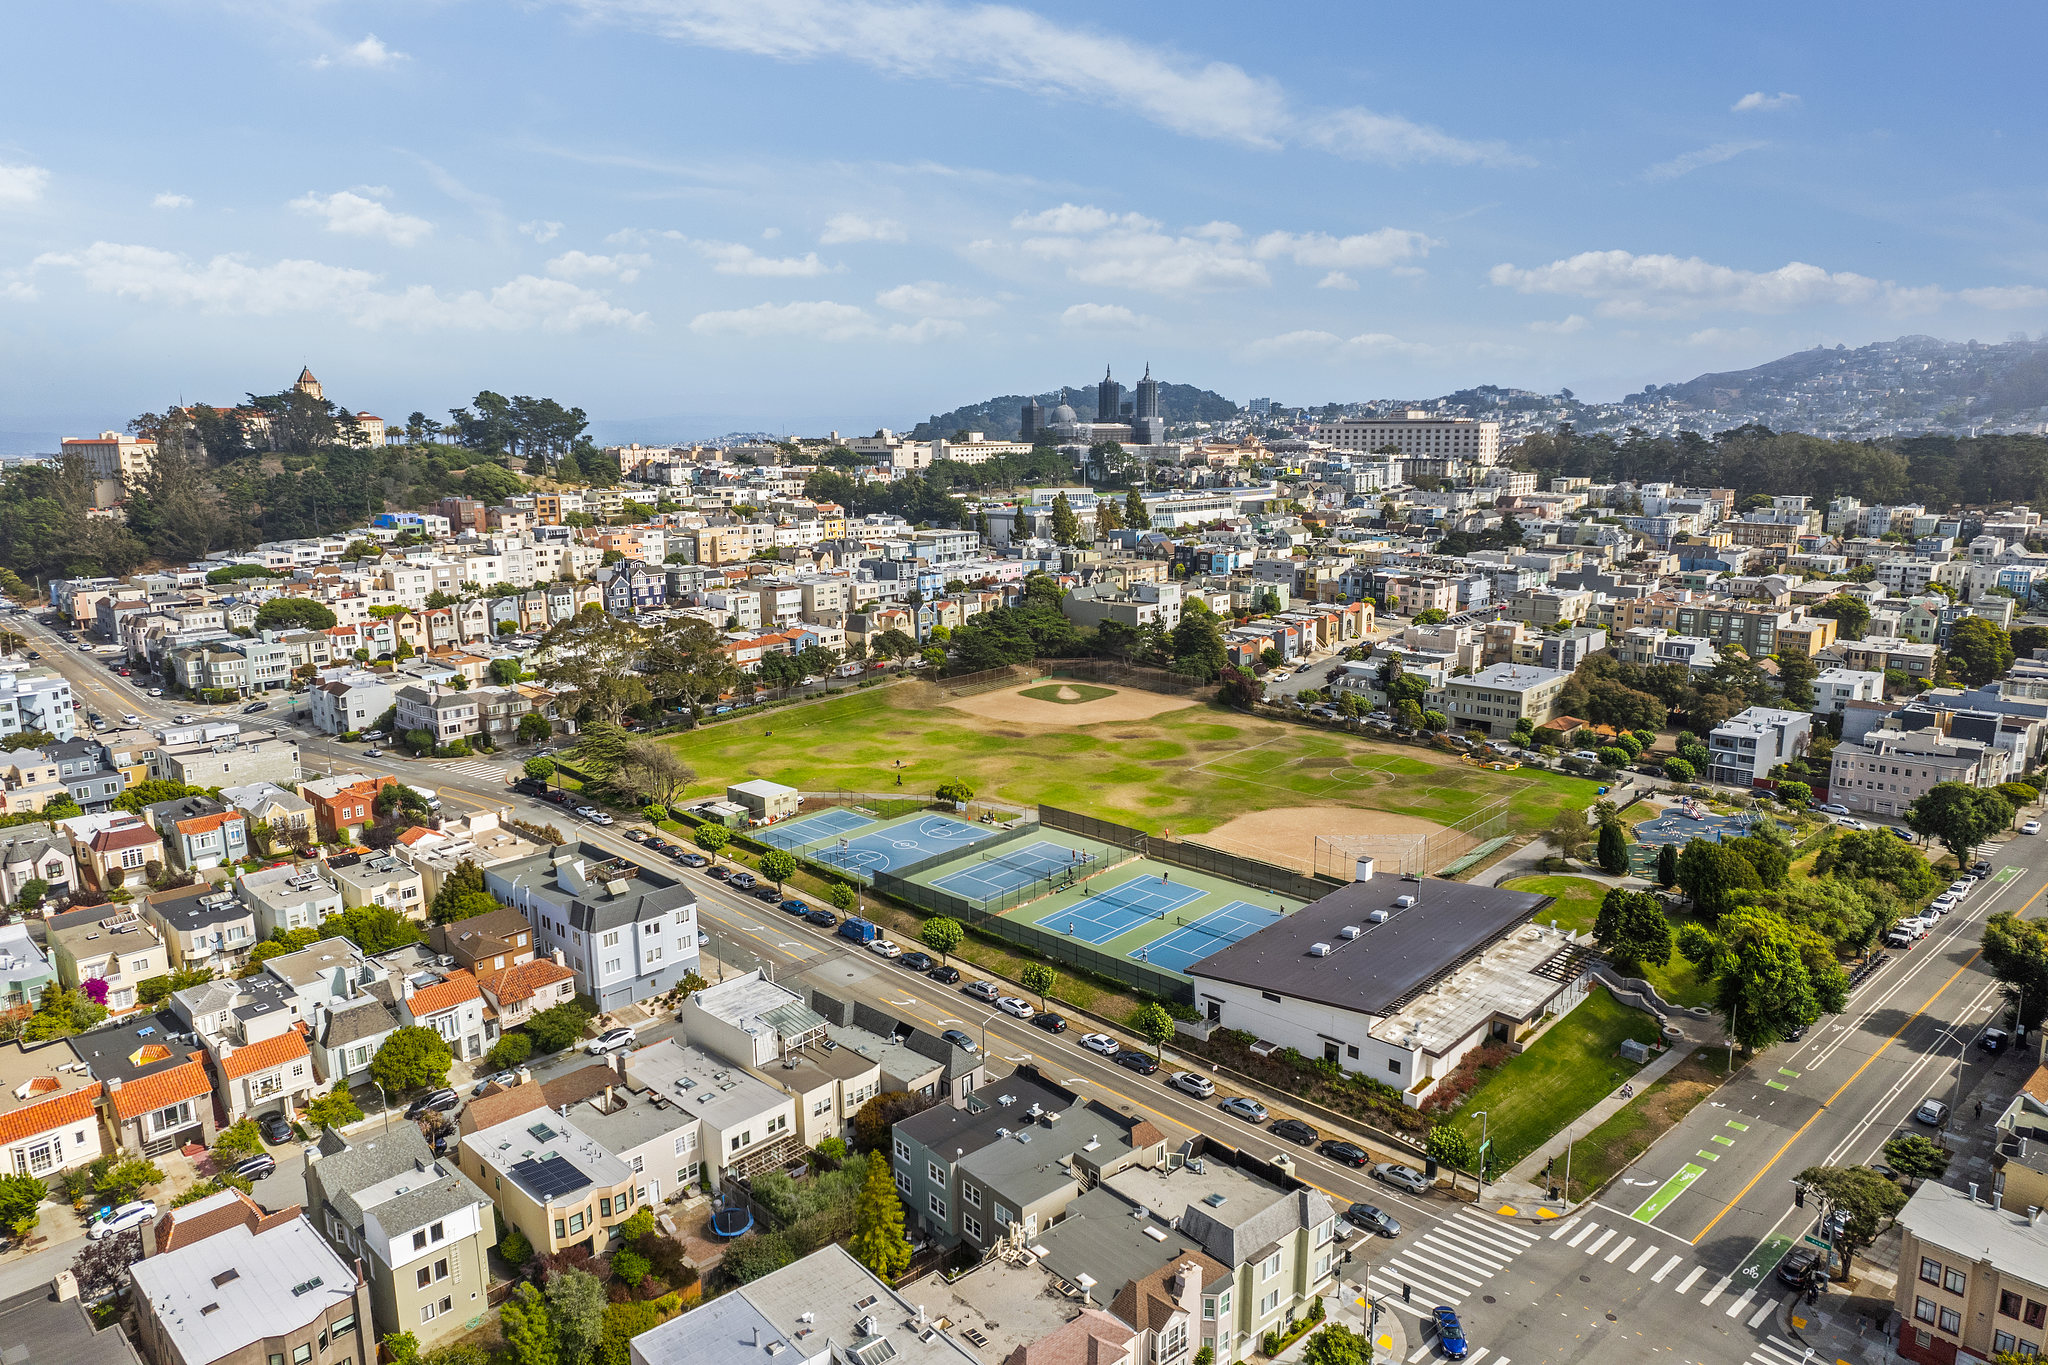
[1930,896,1958,915]
[996,996,1034,1020]
[1834,816,1868,830]
[88,1199,157,1241]
[868,939,903,959]
[2026,820,2043,836]
[586,1026,637,1055]
[1079,1032,1119,1056]
[173,713,196,723]
[1170,1071,1216,1098]
[1899,916,1935,938]
[1816,802,1851,816]
[1947,881,1973,896]
[121,713,140,724]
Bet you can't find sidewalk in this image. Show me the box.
[1491,1033,1706,1208]
[1776,1261,1904,1365]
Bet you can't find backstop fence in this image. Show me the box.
[1037,805,1150,855]
[1311,794,1515,879]
[1043,657,1211,696]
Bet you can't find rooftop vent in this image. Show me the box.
[1393,895,1416,909]
[1339,925,1362,939]
[1203,1193,1227,1208]
[1368,909,1389,924]
[1309,943,1331,957]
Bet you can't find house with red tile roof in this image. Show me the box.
[398,968,488,1064]
[211,1023,315,1127]
[72,1009,219,1156]
[0,1045,104,1180]
[298,773,394,843]
[474,956,576,1030]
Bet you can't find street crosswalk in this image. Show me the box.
[1366,1207,1540,1317]
[1540,1213,1789,1317]
[1743,1333,1816,1365]
[435,760,509,783]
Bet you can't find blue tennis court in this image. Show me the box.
[810,814,999,877]
[754,806,875,850]
[1133,900,1284,973]
[930,840,1100,903]
[1034,876,1204,945]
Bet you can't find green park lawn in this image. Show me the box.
[656,682,1600,840]
[1506,874,1715,1008]
[1449,989,1666,1173]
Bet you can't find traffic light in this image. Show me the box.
[1795,1185,1806,1207]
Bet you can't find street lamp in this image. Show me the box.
[370,1079,390,1132]
[1472,1111,1490,1200]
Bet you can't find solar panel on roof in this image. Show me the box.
[510,1155,591,1201]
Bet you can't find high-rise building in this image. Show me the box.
[1096,365,1123,423]
[1133,363,1165,444]
[1020,395,1043,440]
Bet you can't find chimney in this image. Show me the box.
[53,1270,78,1302]
[516,1067,531,1087]
[552,948,566,968]
[106,1076,121,1092]
[1970,1182,1979,1202]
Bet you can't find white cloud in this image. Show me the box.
[762,226,781,239]
[547,250,651,283]
[685,239,834,276]
[687,298,958,342]
[1059,302,1147,329]
[34,241,646,331]
[0,162,49,207]
[1317,271,1357,291]
[1489,249,1935,318]
[1,278,34,302]
[1732,91,1799,113]
[1645,140,1765,181]
[875,281,998,317]
[152,192,193,210]
[1527,314,1589,334]
[1012,204,1159,234]
[521,220,565,244]
[1684,327,1758,346]
[566,0,1517,166]
[314,34,406,69]
[1241,328,1430,359]
[819,212,906,244]
[1960,285,2048,310]
[290,189,433,247]
[1253,227,1438,269]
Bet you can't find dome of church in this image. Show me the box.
[1050,401,1076,424]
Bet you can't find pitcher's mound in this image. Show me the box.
[948,682,1199,726]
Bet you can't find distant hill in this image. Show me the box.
[909,380,1238,441]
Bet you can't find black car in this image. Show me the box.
[706,865,732,881]
[404,1088,460,1121]
[1776,1245,1822,1288]
[806,909,839,929]
[1980,1028,2011,1054]
[1270,1118,1319,1146]
[928,965,961,985]
[242,701,270,714]
[513,777,549,796]
[230,1153,277,1181]
[1114,1050,1160,1075]
[900,951,936,972]
[1318,1139,1370,1167]
[544,790,573,805]
[752,885,783,902]
[1032,1012,1068,1034]
[258,1112,296,1145]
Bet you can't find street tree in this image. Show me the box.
[693,824,731,853]
[1426,1123,1479,1193]
[1128,1002,1175,1058]
[1794,1164,1907,1280]
[1300,1324,1371,1365]
[305,1085,364,1131]
[1947,616,2016,686]
[533,613,649,726]
[826,881,858,913]
[523,756,556,781]
[614,742,695,809]
[919,917,963,963]
[1713,907,1823,1055]
[1881,1134,1952,1189]
[371,1026,454,1093]
[1907,782,2015,864]
[1019,963,1056,1008]
[1981,912,2048,1031]
[759,850,798,889]
[641,617,738,722]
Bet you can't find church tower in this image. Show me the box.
[294,366,323,402]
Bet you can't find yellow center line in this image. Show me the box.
[1689,875,2044,1246]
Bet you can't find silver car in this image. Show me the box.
[1372,1163,1432,1195]
[1170,1071,1216,1098]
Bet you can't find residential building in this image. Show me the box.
[475,956,577,1030]
[677,972,883,1147]
[151,731,302,790]
[487,844,699,1010]
[1184,868,1576,1104]
[222,781,316,841]
[393,686,481,747]
[129,1192,370,1365]
[139,881,258,975]
[1428,663,1572,737]
[0,821,78,903]
[1707,706,1814,788]
[69,1008,216,1155]
[48,905,168,1016]
[808,991,989,1107]
[0,922,55,1009]
[238,862,346,937]
[304,1124,496,1344]
[61,430,156,497]
[62,810,165,892]
[395,966,488,1064]
[308,674,397,737]
[1829,730,2010,819]
[0,1276,144,1365]
[1893,1181,2048,1365]
[299,774,396,843]
[1813,668,1886,715]
[428,907,536,974]
[146,796,250,872]
[624,1037,796,1188]
[457,1097,642,1257]
[211,1023,317,1128]
[1315,412,1500,465]
[0,1041,105,1180]
[329,852,426,919]
[0,668,76,742]
[630,1245,981,1365]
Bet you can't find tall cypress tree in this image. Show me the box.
[850,1156,912,1280]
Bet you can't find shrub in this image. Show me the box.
[487,1032,534,1071]
[497,1225,533,1268]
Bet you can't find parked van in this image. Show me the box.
[837,917,881,946]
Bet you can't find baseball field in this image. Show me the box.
[662,679,1601,870]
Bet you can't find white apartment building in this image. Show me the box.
[1707,706,1814,788]
[1829,731,2011,820]
[1813,668,1886,715]
[1315,411,1501,465]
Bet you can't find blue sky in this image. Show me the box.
[3,1,2045,447]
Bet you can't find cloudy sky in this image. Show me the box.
[3,1,2045,447]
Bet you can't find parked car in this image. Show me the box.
[1431,1307,1468,1360]
[1372,1163,1432,1195]
[1079,1032,1119,1056]
[513,777,549,796]
[1972,860,1994,876]
[868,939,903,958]
[1816,802,1850,816]
[1915,1098,1950,1126]
[472,1070,517,1096]
[707,865,733,881]
[927,965,961,985]
[1031,1012,1068,1034]
[729,872,757,890]
[1170,1071,1215,1098]
[779,898,809,915]
[258,1112,296,1145]
[1218,1096,1268,1124]
[1889,826,1916,842]
[404,1088,460,1120]
[1980,1028,2011,1054]
[805,909,838,929]
[679,852,709,867]
[751,885,783,902]
[962,980,1001,1003]
[625,829,650,843]
[587,1026,637,1055]
[1776,1245,1823,1288]
[996,996,1034,1019]
[2026,821,2043,836]
[1346,1202,1400,1237]
[242,701,270,714]
[1114,1050,1160,1075]
[88,1200,158,1241]
[360,730,385,742]
[1319,1139,1370,1167]
[899,951,936,972]
[1270,1118,1319,1146]
[230,1153,277,1181]
[940,1029,978,1054]
[1884,927,1917,949]
[1834,816,1868,830]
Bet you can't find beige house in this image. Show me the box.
[1894,1180,2048,1365]
[1428,662,1573,737]
[47,905,168,1016]
[330,851,426,918]
[0,1043,104,1180]
[59,811,164,893]
[212,1023,316,1127]
[139,881,257,976]
[458,1093,643,1257]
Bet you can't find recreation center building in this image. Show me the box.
[1184,860,1592,1106]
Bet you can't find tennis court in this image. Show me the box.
[1134,900,1285,973]
[1034,875,1205,945]
[810,813,1000,878]
[753,806,875,850]
[930,840,1102,903]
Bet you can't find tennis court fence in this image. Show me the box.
[1152,839,1339,903]
[1038,805,1149,854]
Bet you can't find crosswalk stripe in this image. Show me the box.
[1449,1214,1537,1253]
[1628,1246,1660,1273]
[1465,1350,1489,1364]
[1421,1230,1514,1267]
[1651,1254,1682,1283]
[1762,1335,1810,1362]
[1725,1287,1756,1318]
[1407,1342,1433,1364]
[1582,1228,1618,1256]
[1751,1340,1804,1365]
[1747,1297,1777,1328]
[1549,1217,1578,1240]
[1460,1212,1538,1246]
[1603,1235,1637,1264]
[1397,1247,1488,1287]
[1382,1262,1469,1302]
[1566,1221,1599,1248]
[1674,1266,1706,1294]
[1702,1274,1732,1306]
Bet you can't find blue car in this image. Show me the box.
[1432,1307,1467,1360]
[780,899,809,915]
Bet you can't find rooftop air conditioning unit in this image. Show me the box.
[1368,909,1389,924]
[1339,925,1362,939]
[1394,895,1416,909]
[1309,943,1332,957]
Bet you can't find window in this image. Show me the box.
[600,1197,613,1218]
[1260,991,1281,1004]
[1921,1258,1942,1285]
[568,1212,584,1234]
[1388,1059,1402,1075]
[1997,1331,2018,1355]
[421,1303,438,1324]
[414,1230,428,1251]
[2003,1292,2025,1319]
[602,930,621,949]
[1203,1297,1216,1322]
[962,1214,981,1241]
[1940,1307,1962,1334]
[963,1183,982,1209]
[333,1315,356,1338]
[895,1171,911,1197]
[928,1194,946,1221]
[2027,1300,2048,1330]
[928,1161,945,1184]
[417,1268,432,1290]
[675,1132,695,1156]
[1260,1290,1279,1316]
[1916,1298,1938,1326]
[294,1347,312,1365]
[1945,1267,1967,1295]
[1262,1252,1281,1281]
[894,1138,911,1162]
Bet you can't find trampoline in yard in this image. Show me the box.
[710,1204,753,1238]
